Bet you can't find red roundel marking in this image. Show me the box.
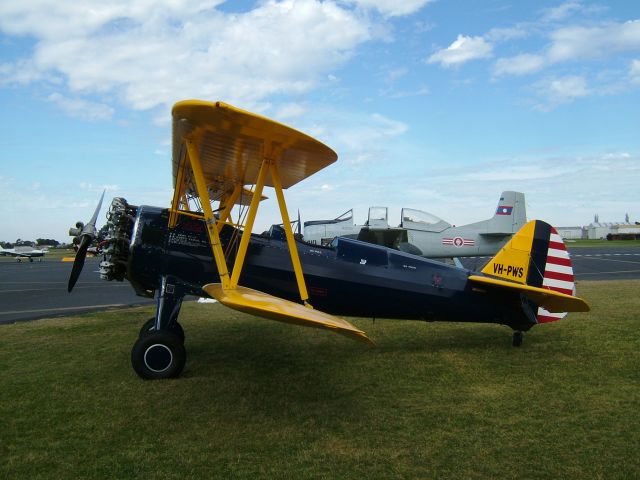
[453,237,464,247]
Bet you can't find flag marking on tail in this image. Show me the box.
[496,206,513,215]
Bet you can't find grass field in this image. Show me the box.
[1,280,639,479]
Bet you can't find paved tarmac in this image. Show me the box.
[0,258,155,325]
[1,246,638,324]
[460,246,640,281]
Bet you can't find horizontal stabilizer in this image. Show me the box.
[202,283,374,345]
[468,275,590,313]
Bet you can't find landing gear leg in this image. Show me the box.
[512,331,524,347]
[131,275,187,379]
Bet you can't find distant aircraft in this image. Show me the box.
[0,246,47,261]
[303,191,526,258]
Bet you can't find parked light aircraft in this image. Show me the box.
[303,191,526,258]
[67,100,589,380]
[0,246,46,261]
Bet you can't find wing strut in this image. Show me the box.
[168,100,372,344]
[184,137,231,289]
[172,135,311,306]
[270,158,310,305]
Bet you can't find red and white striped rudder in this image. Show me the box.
[536,227,575,323]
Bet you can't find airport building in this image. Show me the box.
[557,221,640,240]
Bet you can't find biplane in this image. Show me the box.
[68,100,589,380]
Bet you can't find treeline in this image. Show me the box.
[1,238,62,248]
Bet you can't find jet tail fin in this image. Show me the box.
[481,191,527,235]
[470,220,589,322]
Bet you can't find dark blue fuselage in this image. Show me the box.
[123,206,533,331]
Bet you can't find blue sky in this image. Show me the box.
[1,0,639,242]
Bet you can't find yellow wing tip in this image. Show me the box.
[203,283,374,345]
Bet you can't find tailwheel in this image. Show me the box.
[131,331,186,380]
[139,317,185,342]
[512,331,524,347]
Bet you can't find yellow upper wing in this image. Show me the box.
[172,100,337,193]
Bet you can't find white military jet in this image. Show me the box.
[303,191,526,258]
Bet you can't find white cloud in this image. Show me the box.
[533,75,590,110]
[540,1,583,23]
[0,1,225,39]
[427,35,493,68]
[335,112,408,151]
[275,103,307,121]
[493,53,546,76]
[630,59,640,83]
[399,153,640,227]
[0,0,373,113]
[79,182,120,192]
[293,107,408,167]
[382,85,430,99]
[494,20,640,79]
[47,93,114,121]
[286,151,640,232]
[347,0,434,17]
[485,26,530,42]
[548,20,640,63]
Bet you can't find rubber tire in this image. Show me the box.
[139,317,185,342]
[131,331,186,380]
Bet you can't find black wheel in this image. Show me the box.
[512,331,523,347]
[139,317,185,342]
[131,331,186,380]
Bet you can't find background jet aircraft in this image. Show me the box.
[0,246,47,261]
[303,191,526,258]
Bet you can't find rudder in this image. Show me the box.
[485,191,527,234]
[481,220,579,322]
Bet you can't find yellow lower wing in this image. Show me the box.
[202,284,374,345]
[468,275,590,313]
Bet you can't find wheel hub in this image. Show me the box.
[143,343,173,372]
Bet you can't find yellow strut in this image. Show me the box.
[185,139,230,289]
[217,183,242,232]
[270,160,310,306]
[228,157,270,288]
[169,146,189,229]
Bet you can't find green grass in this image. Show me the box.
[1,280,639,479]
[566,239,640,247]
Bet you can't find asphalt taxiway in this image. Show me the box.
[1,246,638,324]
[460,246,640,281]
[0,258,155,325]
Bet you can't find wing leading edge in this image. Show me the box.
[172,100,337,193]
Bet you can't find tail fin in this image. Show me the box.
[483,191,527,234]
[472,219,588,321]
